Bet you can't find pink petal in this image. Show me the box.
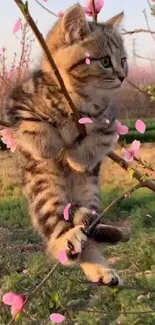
[85,52,90,57]
[116,120,129,135]
[57,11,65,17]
[23,269,28,274]
[7,69,14,79]
[50,313,65,323]
[137,295,143,300]
[117,321,121,325]
[58,249,68,264]
[135,119,146,134]
[43,0,48,2]
[85,0,104,14]
[92,210,96,215]
[113,133,119,143]
[122,148,133,162]
[2,292,18,306]
[130,140,140,155]
[13,18,21,34]
[147,292,151,299]
[85,58,91,65]
[146,214,152,218]
[106,119,110,124]
[79,117,93,124]
[63,203,71,221]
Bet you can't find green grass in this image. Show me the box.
[1,183,155,325]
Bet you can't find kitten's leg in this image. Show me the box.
[80,240,121,286]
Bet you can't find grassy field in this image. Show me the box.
[0,146,155,325]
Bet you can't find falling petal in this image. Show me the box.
[113,133,119,143]
[50,313,65,323]
[79,117,93,124]
[116,120,129,135]
[64,203,71,221]
[58,249,68,264]
[117,321,121,325]
[23,269,28,274]
[146,214,152,218]
[85,58,91,65]
[135,119,146,134]
[13,18,21,34]
[85,51,90,57]
[137,295,143,300]
[147,292,151,299]
[43,0,48,2]
[92,210,96,215]
[106,119,110,124]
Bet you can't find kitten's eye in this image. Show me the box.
[100,56,112,68]
[121,58,127,68]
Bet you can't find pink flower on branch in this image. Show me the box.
[2,292,24,317]
[122,140,140,162]
[84,0,104,16]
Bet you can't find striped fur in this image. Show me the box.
[2,5,129,285]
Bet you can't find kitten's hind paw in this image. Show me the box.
[65,226,87,261]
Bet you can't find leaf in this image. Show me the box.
[127,167,135,179]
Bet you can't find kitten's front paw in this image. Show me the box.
[65,226,87,260]
[87,267,121,287]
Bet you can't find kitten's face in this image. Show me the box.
[42,5,128,92]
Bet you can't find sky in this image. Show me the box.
[1,0,155,69]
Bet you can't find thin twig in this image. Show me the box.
[143,7,155,43]
[122,28,155,35]
[126,79,150,96]
[35,0,58,17]
[135,52,155,61]
[86,183,141,235]
[108,151,155,192]
[7,262,59,325]
[14,0,86,138]
[92,0,97,22]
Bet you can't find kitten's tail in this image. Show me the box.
[88,224,130,244]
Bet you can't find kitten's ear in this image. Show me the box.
[62,4,90,44]
[104,11,124,28]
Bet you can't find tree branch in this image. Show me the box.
[35,0,58,17]
[13,0,86,138]
[122,28,155,35]
[108,151,155,192]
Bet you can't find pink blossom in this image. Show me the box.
[0,129,17,153]
[43,0,48,2]
[116,120,129,135]
[135,119,146,134]
[2,292,24,317]
[137,295,143,300]
[122,140,140,162]
[84,0,104,16]
[57,11,65,17]
[13,18,21,34]
[50,313,65,323]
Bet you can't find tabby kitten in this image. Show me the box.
[2,5,128,285]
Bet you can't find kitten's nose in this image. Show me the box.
[118,76,125,83]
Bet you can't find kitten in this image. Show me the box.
[2,5,128,285]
